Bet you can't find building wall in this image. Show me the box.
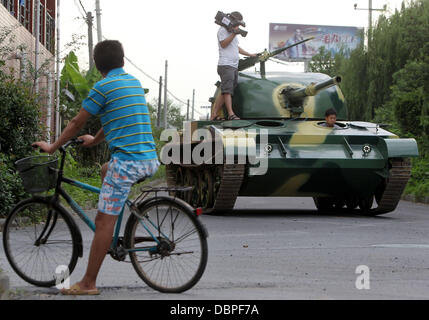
[0,1,56,141]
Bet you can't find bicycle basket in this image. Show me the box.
[15,156,58,193]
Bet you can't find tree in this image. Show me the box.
[150,98,186,130]
[308,46,345,77]
[60,51,107,166]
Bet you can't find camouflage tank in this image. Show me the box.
[165,39,419,215]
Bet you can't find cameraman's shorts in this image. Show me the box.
[98,158,160,216]
[218,65,238,95]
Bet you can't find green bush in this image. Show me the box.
[405,157,429,201]
[0,71,41,217]
[0,75,41,162]
[0,154,27,216]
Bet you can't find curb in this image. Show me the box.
[0,273,9,300]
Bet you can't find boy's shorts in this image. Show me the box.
[98,158,160,216]
[217,65,238,95]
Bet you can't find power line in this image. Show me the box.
[78,0,87,16]
[90,26,205,116]
[73,0,86,19]
[69,5,205,117]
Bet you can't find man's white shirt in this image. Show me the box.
[217,27,239,68]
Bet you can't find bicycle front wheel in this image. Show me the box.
[125,199,208,293]
[2,197,79,287]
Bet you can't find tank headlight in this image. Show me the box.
[264,144,273,153]
[362,144,372,155]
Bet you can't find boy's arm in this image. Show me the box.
[79,128,105,147]
[33,108,92,154]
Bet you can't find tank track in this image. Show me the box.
[212,164,245,212]
[166,163,245,213]
[167,159,411,215]
[372,158,412,214]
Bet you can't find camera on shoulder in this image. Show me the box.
[215,11,248,37]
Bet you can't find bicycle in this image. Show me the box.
[2,139,208,293]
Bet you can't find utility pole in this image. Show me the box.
[55,0,61,140]
[354,1,386,47]
[46,72,53,143]
[157,76,163,128]
[187,99,190,121]
[369,0,373,42]
[87,12,94,69]
[34,0,40,93]
[191,89,195,121]
[95,0,103,43]
[163,60,168,128]
[354,1,386,119]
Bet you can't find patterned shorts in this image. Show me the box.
[98,158,160,216]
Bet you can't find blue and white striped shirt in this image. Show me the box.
[82,68,158,161]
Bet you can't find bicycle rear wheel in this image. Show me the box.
[2,197,79,287]
[125,198,208,293]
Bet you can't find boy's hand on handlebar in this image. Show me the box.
[32,141,55,154]
[78,135,95,147]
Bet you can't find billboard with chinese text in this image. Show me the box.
[269,23,363,61]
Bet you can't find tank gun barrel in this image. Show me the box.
[285,76,342,101]
[238,37,314,72]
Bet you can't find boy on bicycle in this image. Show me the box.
[33,40,159,295]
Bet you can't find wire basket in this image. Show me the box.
[15,156,59,193]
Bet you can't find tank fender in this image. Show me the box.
[383,138,419,158]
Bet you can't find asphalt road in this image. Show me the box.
[1,197,429,300]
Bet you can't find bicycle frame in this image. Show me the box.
[48,140,163,255]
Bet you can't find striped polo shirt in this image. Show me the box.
[82,68,158,161]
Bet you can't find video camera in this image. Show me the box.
[214,11,248,37]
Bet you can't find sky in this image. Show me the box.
[60,0,409,119]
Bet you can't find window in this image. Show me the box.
[46,12,54,53]
[19,0,31,31]
[38,1,45,44]
[2,0,16,15]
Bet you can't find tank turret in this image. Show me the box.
[281,76,342,114]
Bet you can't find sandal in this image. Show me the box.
[60,283,100,296]
[228,114,240,120]
[212,115,225,121]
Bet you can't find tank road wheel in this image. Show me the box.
[174,167,185,200]
[333,198,345,210]
[345,195,359,211]
[313,197,334,212]
[375,180,387,205]
[357,195,374,215]
[199,169,214,209]
[184,168,200,208]
[213,165,223,201]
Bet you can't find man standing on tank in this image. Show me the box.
[211,11,256,121]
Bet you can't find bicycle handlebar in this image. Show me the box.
[59,138,84,152]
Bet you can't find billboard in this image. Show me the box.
[269,23,363,61]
